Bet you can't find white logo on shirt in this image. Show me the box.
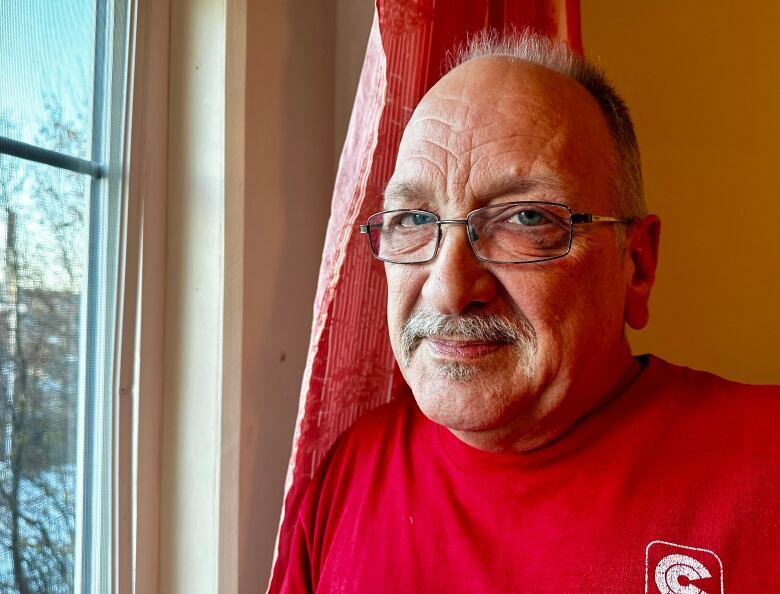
[655,554,711,594]
[645,541,724,594]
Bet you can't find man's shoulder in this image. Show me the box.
[299,396,425,527]
[307,395,422,486]
[332,394,421,455]
[646,355,779,399]
[352,393,419,428]
[650,356,780,442]
[670,358,780,405]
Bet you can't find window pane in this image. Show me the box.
[0,0,97,160]
[0,0,129,587]
[0,154,87,592]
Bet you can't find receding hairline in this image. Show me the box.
[427,54,610,125]
[446,29,590,92]
[438,30,647,222]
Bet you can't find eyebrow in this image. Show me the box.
[474,174,566,202]
[383,179,429,208]
[383,174,567,209]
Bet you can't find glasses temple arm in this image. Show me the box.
[571,213,630,225]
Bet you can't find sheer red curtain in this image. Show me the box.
[269,0,581,586]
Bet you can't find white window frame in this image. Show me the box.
[0,1,135,592]
[124,1,371,592]
[124,0,241,592]
[119,0,168,593]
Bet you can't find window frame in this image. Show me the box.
[119,0,169,593]
[0,0,136,592]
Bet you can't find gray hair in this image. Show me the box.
[449,30,647,222]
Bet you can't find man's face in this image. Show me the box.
[384,58,648,451]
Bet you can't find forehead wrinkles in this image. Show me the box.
[397,96,515,204]
[396,102,570,207]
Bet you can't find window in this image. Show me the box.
[0,0,130,591]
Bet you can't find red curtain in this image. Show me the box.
[269,0,581,587]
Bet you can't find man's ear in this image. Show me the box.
[623,215,661,330]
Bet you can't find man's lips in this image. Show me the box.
[424,337,509,359]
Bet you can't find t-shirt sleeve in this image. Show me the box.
[271,509,315,594]
[269,398,412,592]
[270,434,347,594]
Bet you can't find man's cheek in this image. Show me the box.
[386,270,426,315]
[385,292,410,354]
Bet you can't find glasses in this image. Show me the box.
[359,201,630,264]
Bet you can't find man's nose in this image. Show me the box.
[420,224,498,316]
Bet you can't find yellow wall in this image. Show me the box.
[582,3,780,384]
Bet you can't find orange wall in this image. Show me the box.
[582,3,780,383]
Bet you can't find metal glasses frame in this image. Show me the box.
[359,200,630,264]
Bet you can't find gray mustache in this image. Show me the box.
[399,310,537,365]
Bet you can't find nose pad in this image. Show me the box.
[435,222,476,261]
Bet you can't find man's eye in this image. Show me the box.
[508,209,546,226]
[396,212,435,227]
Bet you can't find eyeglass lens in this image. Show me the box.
[366,202,573,264]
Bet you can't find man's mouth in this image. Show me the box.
[424,337,509,360]
[398,310,538,369]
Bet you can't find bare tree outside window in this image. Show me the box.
[0,96,87,593]
[0,0,130,590]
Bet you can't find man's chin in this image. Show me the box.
[406,345,533,386]
[403,357,494,388]
[407,360,513,405]
[411,388,519,437]
[430,360,482,382]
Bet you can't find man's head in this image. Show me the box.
[450,32,647,225]
[377,32,660,452]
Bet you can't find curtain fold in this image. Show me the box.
[269,0,581,587]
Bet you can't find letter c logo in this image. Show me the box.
[654,553,712,594]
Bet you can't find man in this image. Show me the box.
[275,32,779,593]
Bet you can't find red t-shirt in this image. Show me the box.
[275,357,780,593]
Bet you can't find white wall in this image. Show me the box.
[159,1,374,592]
[239,1,373,590]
